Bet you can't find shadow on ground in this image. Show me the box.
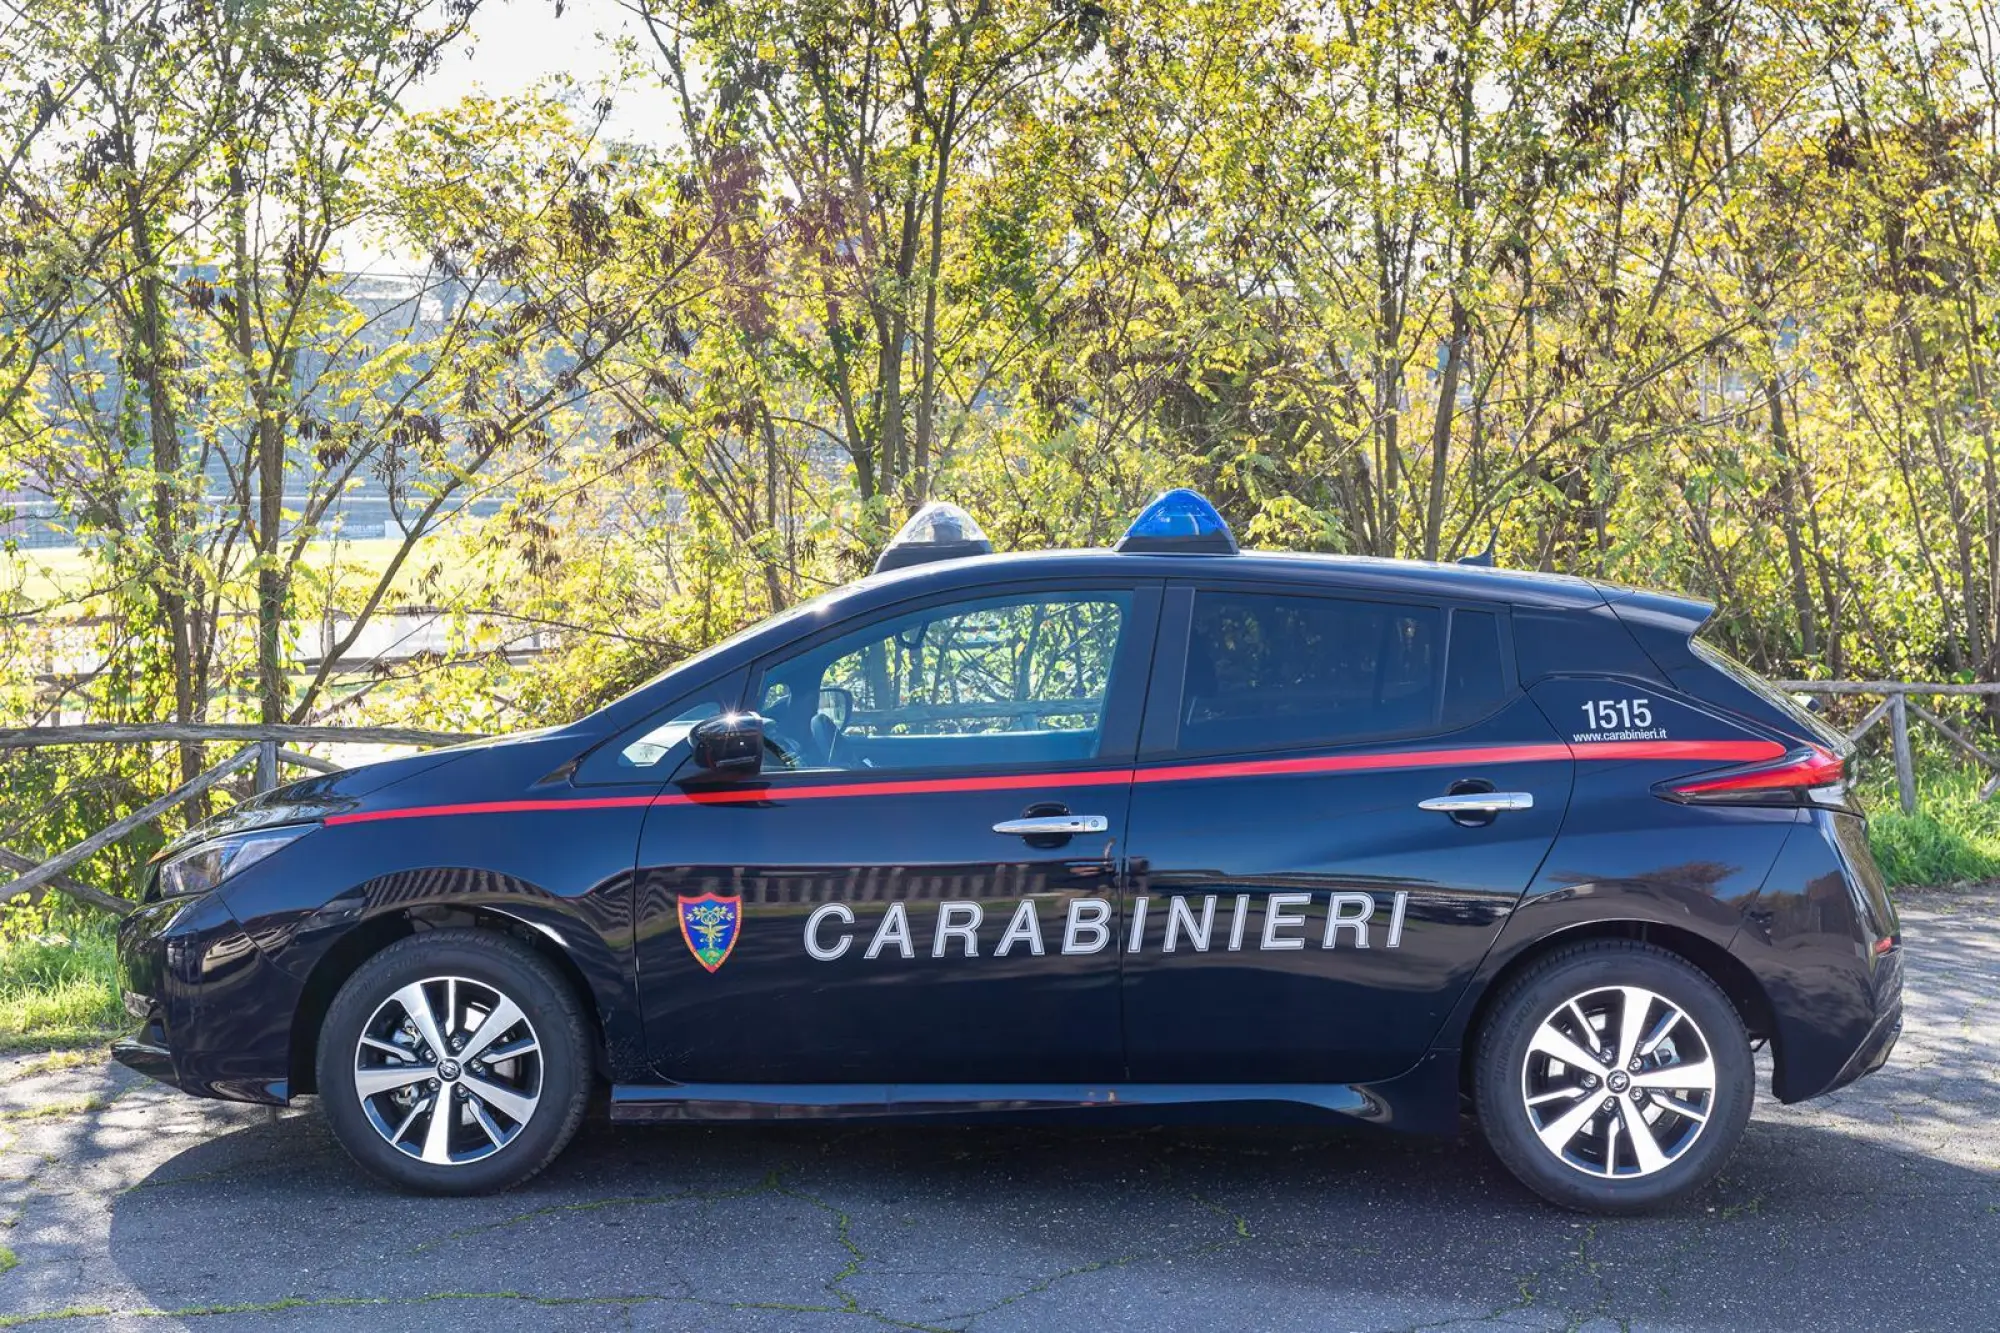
[96,1100,2000,1332]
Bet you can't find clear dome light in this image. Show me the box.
[873,501,996,574]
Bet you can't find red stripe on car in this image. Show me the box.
[1569,739,1783,763]
[319,737,1788,827]
[323,795,657,826]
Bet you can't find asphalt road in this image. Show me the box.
[0,891,1992,1332]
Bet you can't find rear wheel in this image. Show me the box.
[316,929,591,1195]
[1473,940,1753,1213]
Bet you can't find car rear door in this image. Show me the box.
[1120,581,1573,1085]
[633,580,1161,1085]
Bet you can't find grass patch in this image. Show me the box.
[1860,757,2000,889]
[0,1095,109,1122]
[6,1049,100,1082]
[0,928,124,1053]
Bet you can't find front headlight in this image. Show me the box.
[155,826,313,899]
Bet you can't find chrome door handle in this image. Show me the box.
[993,815,1109,836]
[1418,792,1534,814]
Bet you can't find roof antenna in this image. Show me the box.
[1457,528,1499,568]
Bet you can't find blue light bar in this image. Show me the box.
[1114,488,1238,555]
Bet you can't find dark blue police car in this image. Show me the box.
[114,491,1902,1212]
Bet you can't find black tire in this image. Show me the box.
[1473,940,1753,1214]
[315,929,592,1196]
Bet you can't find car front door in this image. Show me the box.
[634,581,1160,1085]
[1120,582,1573,1085]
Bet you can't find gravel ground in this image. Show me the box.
[0,890,1989,1332]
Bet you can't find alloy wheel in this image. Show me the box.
[352,975,542,1166]
[1518,984,1717,1180]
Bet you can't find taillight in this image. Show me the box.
[1656,744,1849,807]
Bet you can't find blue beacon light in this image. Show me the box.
[1113,488,1239,555]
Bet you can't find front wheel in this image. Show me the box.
[316,929,592,1195]
[1473,940,1754,1214]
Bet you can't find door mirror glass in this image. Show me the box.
[690,713,765,778]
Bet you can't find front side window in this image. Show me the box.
[756,591,1131,772]
[1181,591,1442,752]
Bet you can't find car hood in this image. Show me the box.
[156,727,581,853]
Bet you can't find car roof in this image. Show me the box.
[849,547,1609,611]
[580,545,1630,734]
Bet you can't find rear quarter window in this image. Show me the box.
[1443,608,1511,727]
[1513,605,1658,684]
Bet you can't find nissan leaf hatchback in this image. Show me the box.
[115,491,1902,1213]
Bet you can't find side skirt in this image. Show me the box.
[610,1053,1461,1133]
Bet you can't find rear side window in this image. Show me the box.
[1443,608,1510,727]
[1181,591,1441,751]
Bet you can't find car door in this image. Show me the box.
[1120,582,1573,1085]
[634,580,1161,1085]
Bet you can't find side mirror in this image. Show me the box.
[689,713,765,778]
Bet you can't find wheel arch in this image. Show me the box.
[288,901,607,1095]
[1456,919,1779,1095]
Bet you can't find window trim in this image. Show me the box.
[1139,578,1519,761]
[1441,604,1520,732]
[731,579,1164,783]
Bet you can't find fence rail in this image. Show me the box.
[1770,682,2000,813]
[0,687,1992,916]
[0,723,470,916]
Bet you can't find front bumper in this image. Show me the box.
[113,891,295,1106]
[109,1023,290,1105]
[110,1021,181,1089]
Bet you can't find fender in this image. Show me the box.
[1427,804,1802,1057]
[269,865,648,1089]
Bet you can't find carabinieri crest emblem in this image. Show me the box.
[677,893,742,973]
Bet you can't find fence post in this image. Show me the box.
[1890,691,1918,814]
[256,739,278,795]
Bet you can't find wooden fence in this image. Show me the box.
[0,724,469,916]
[0,686,1991,916]
[1774,681,2000,814]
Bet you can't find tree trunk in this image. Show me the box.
[912,103,958,506]
[1765,373,1820,662]
[119,171,201,785]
